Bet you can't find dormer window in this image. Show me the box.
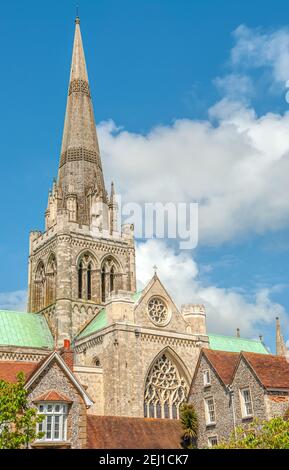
[203,370,211,387]
[37,403,68,442]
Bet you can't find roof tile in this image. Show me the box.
[87,416,182,449]
[203,349,239,385]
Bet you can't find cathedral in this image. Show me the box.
[0,17,270,448]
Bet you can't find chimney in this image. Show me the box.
[60,339,74,371]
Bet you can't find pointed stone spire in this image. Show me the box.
[57,17,106,225]
[276,317,287,356]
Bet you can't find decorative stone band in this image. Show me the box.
[59,147,99,168]
[68,79,91,97]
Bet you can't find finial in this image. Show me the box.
[236,328,240,338]
[259,334,263,342]
[153,265,158,276]
[75,4,80,24]
[111,181,115,196]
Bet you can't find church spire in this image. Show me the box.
[276,317,287,356]
[57,17,106,225]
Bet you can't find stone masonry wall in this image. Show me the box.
[189,354,233,448]
[28,360,87,449]
[232,358,267,427]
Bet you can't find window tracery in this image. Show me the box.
[144,354,188,419]
[148,297,169,326]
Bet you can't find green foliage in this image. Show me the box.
[180,403,198,449]
[215,417,289,449]
[0,372,44,449]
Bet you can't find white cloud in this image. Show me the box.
[214,73,253,102]
[231,25,289,85]
[99,104,289,245]
[136,240,288,338]
[0,290,27,312]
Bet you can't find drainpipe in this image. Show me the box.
[227,385,237,438]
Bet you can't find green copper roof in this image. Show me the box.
[77,308,107,340]
[0,310,54,349]
[131,291,143,302]
[208,333,269,354]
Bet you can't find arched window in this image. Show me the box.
[101,268,106,303]
[144,354,188,420]
[78,262,83,299]
[46,255,57,306]
[77,252,96,301]
[101,256,120,303]
[110,266,115,292]
[87,263,92,301]
[34,261,46,312]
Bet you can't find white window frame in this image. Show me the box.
[204,396,216,425]
[240,388,254,418]
[208,435,218,447]
[37,402,68,442]
[203,370,211,387]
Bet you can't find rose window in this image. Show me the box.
[148,297,168,325]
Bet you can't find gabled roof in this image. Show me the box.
[208,333,269,354]
[0,310,54,349]
[25,351,93,407]
[241,352,289,390]
[33,390,72,403]
[86,415,182,449]
[202,349,239,385]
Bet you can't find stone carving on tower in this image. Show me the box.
[27,17,136,347]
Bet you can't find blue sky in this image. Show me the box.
[1,0,289,351]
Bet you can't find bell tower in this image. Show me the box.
[27,17,136,346]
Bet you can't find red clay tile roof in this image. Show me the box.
[33,390,72,402]
[87,416,183,449]
[242,352,289,389]
[203,349,239,385]
[0,361,38,383]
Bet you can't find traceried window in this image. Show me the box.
[87,263,92,301]
[34,261,46,311]
[144,354,188,420]
[240,388,253,418]
[101,256,120,302]
[78,262,83,299]
[205,397,216,425]
[37,403,68,442]
[46,254,57,306]
[77,252,95,301]
[147,297,169,326]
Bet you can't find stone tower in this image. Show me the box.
[27,17,136,346]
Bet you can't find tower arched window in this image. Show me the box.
[46,255,57,306]
[87,263,92,301]
[77,252,96,301]
[100,257,121,303]
[110,266,115,293]
[78,262,83,299]
[34,261,46,312]
[101,268,106,303]
[144,354,188,420]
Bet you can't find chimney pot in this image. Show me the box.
[64,339,71,350]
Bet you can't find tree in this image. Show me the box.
[215,417,289,449]
[0,372,44,449]
[180,403,198,449]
